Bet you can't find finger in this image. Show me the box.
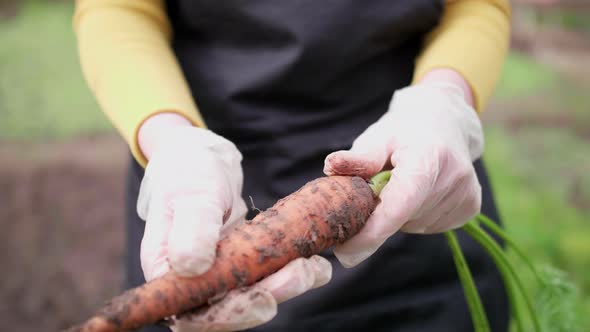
[140,196,172,281]
[308,255,333,289]
[399,168,462,234]
[224,196,248,227]
[136,174,153,221]
[257,255,332,304]
[400,187,457,234]
[403,159,479,233]
[323,149,388,179]
[168,194,224,276]
[172,286,277,332]
[334,157,432,267]
[424,175,481,233]
[395,147,463,233]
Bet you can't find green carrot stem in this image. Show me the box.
[463,222,525,331]
[475,214,542,283]
[369,170,391,196]
[473,215,530,332]
[445,231,491,332]
[464,222,542,332]
[367,171,539,332]
[506,276,526,332]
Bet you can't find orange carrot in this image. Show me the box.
[65,176,378,332]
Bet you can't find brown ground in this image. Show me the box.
[0,135,128,332]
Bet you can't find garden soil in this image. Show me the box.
[0,135,128,332]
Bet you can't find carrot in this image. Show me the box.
[65,175,379,332]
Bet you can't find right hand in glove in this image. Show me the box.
[136,114,332,332]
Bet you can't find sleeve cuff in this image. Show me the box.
[130,108,206,168]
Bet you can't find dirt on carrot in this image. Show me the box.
[65,175,378,332]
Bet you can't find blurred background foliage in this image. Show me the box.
[0,0,109,139]
[0,0,588,330]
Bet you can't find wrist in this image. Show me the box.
[138,112,193,161]
[418,69,475,108]
[391,76,484,161]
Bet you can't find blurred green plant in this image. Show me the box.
[488,51,590,280]
[538,9,590,32]
[0,1,110,140]
[495,52,559,100]
[485,127,590,330]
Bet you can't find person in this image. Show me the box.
[73,1,511,331]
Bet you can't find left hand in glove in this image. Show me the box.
[137,115,333,332]
[324,81,484,268]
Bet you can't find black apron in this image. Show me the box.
[125,1,510,331]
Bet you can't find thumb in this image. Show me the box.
[168,194,225,277]
[140,197,173,281]
[333,155,430,267]
[323,146,389,179]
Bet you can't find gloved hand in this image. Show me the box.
[324,82,484,268]
[172,255,331,332]
[137,124,332,331]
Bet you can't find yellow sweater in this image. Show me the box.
[73,0,511,166]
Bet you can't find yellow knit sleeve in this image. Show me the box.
[413,0,511,112]
[73,0,205,166]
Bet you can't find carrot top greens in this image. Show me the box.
[370,171,578,332]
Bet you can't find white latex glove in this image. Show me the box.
[324,82,484,268]
[137,125,332,331]
[138,126,248,279]
[172,255,331,332]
